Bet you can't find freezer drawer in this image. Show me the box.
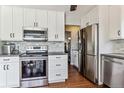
[86,55,97,82]
[103,57,124,88]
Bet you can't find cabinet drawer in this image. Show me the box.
[0,57,19,63]
[48,69,66,81]
[48,60,67,70]
[48,55,67,60]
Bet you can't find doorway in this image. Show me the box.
[65,25,80,69]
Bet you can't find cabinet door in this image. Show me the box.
[12,7,23,41]
[109,6,121,40]
[24,8,36,27]
[6,58,19,88]
[36,10,47,28]
[1,6,13,41]
[48,11,57,41]
[56,12,65,41]
[0,62,6,87]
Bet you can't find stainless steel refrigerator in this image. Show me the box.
[78,24,99,83]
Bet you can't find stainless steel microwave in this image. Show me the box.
[23,27,48,41]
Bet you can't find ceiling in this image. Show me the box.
[14,5,96,18]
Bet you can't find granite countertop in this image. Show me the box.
[48,52,67,55]
[0,53,19,57]
[101,53,124,59]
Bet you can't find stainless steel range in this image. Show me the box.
[20,45,48,88]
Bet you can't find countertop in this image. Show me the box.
[0,53,19,57]
[101,53,124,59]
[48,52,67,55]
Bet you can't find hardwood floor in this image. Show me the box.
[46,65,107,88]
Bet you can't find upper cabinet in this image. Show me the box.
[48,11,65,41]
[24,8,47,28]
[56,12,65,41]
[35,10,47,28]
[0,6,23,41]
[23,8,36,27]
[108,6,123,40]
[81,7,99,29]
[0,6,64,42]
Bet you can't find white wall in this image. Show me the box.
[65,15,81,25]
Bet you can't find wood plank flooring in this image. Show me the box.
[46,65,107,88]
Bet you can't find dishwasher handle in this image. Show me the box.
[104,58,124,65]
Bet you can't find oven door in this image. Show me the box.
[20,57,48,81]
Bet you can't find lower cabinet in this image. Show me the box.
[48,55,68,83]
[71,51,79,68]
[0,57,20,88]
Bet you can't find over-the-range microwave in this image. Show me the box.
[23,27,48,41]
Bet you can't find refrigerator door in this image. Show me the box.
[85,24,98,83]
[86,55,97,82]
[85,24,98,55]
[78,29,86,75]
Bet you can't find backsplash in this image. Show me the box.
[2,41,64,53]
[112,40,124,53]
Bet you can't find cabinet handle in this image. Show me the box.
[7,65,9,70]
[56,74,61,76]
[10,33,12,38]
[118,30,121,36]
[86,22,89,26]
[13,33,15,38]
[57,34,58,39]
[56,57,61,58]
[55,34,56,39]
[36,22,38,27]
[3,59,10,61]
[3,65,6,70]
[56,64,61,66]
[34,22,35,27]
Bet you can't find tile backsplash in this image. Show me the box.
[112,40,124,53]
[2,41,64,53]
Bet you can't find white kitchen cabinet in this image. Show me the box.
[0,62,6,87]
[56,12,65,41]
[24,8,36,27]
[80,7,99,29]
[109,6,121,40]
[71,51,79,68]
[12,7,23,41]
[48,11,57,41]
[0,6,23,41]
[48,11,65,41]
[35,10,47,28]
[0,6,13,41]
[48,55,68,83]
[6,62,19,88]
[24,8,47,28]
[0,57,20,88]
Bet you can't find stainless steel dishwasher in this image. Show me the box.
[103,56,124,88]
